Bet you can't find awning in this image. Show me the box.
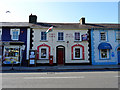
[98,42,112,49]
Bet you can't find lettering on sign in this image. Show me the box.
[49,33,55,38]
[66,33,73,38]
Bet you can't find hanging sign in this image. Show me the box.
[82,34,88,41]
[29,50,37,66]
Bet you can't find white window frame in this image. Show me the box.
[100,31,107,41]
[73,46,82,59]
[10,29,20,40]
[58,32,64,41]
[100,49,109,59]
[116,31,120,40]
[74,32,81,41]
[39,47,49,59]
[40,31,47,41]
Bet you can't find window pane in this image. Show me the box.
[41,32,47,40]
[41,49,46,58]
[75,48,80,58]
[116,31,120,40]
[100,32,106,41]
[58,32,63,40]
[12,30,19,40]
[101,49,107,58]
[75,32,80,40]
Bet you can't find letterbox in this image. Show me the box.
[49,55,53,65]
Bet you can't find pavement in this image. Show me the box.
[1,65,120,72]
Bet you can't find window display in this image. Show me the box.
[3,47,20,64]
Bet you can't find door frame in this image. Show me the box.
[117,47,120,64]
[56,45,65,65]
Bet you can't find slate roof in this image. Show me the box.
[0,22,31,27]
[0,22,120,30]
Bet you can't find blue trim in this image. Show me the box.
[92,62,117,65]
[99,30,108,42]
[91,28,95,65]
[98,42,112,49]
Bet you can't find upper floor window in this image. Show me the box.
[74,32,81,41]
[58,32,64,41]
[116,31,120,40]
[41,32,47,41]
[100,31,107,41]
[11,29,20,40]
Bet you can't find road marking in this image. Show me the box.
[24,76,85,79]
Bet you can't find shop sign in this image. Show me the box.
[30,60,35,64]
[29,50,37,66]
[82,34,88,41]
[2,42,10,45]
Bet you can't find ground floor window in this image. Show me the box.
[3,46,20,64]
[100,49,110,59]
[73,47,82,59]
[72,44,84,60]
[39,47,49,59]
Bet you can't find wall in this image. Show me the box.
[32,28,90,64]
[92,29,118,65]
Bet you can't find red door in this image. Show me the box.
[58,48,64,65]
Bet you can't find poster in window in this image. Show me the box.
[82,34,88,41]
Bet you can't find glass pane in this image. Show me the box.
[100,32,106,40]
[101,49,107,58]
[75,48,80,58]
[41,32,46,40]
[41,49,46,58]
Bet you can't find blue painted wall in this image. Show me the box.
[2,27,28,66]
[2,28,11,41]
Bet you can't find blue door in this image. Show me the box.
[118,51,120,64]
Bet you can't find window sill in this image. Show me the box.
[57,40,65,42]
[40,40,48,42]
[99,58,110,60]
[72,59,84,60]
[38,59,49,60]
[74,40,82,42]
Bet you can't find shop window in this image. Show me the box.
[11,29,20,40]
[100,32,107,41]
[41,32,47,41]
[39,47,49,59]
[58,32,64,41]
[74,32,81,41]
[100,49,109,59]
[3,47,20,64]
[116,31,120,40]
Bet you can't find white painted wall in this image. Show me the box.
[32,28,90,64]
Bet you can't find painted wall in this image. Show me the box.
[91,29,118,65]
[2,27,28,66]
[32,28,90,64]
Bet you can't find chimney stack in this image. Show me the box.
[79,17,85,25]
[29,14,37,24]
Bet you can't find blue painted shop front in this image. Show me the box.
[2,27,28,66]
[117,47,120,64]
